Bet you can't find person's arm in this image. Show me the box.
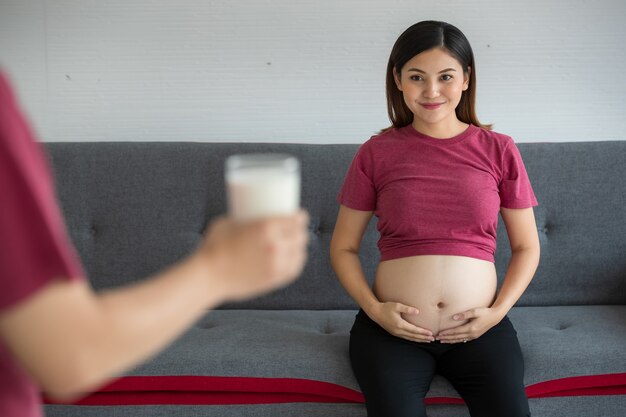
[436,207,540,343]
[0,213,309,402]
[490,207,540,314]
[330,205,433,342]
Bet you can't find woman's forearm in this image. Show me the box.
[330,249,380,316]
[491,247,540,316]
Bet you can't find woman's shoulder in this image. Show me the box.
[473,125,514,143]
[354,128,411,164]
[362,126,409,148]
[471,125,517,153]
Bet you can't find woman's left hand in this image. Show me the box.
[435,307,505,344]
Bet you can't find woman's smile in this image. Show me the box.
[420,102,445,110]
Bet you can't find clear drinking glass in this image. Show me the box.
[225,153,301,222]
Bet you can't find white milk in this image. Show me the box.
[225,155,300,222]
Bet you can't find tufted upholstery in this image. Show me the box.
[48,142,375,310]
[43,141,626,417]
[495,141,626,306]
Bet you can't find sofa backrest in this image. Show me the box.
[45,141,626,309]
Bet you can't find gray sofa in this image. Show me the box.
[43,141,626,417]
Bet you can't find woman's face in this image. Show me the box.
[394,47,469,132]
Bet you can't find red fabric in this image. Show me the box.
[45,376,364,406]
[0,71,84,417]
[337,124,538,263]
[526,373,626,398]
[43,373,626,406]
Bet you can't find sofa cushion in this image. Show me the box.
[47,306,626,407]
[44,396,626,417]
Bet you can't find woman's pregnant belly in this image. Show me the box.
[373,255,497,336]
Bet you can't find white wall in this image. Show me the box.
[1,0,624,143]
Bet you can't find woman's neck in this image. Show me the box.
[412,118,469,139]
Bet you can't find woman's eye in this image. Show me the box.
[410,75,423,81]
[441,74,453,81]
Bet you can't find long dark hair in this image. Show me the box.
[384,20,491,131]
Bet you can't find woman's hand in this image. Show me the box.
[369,302,435,343]
[435,307,505,344]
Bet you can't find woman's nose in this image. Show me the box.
[423,81,439,98]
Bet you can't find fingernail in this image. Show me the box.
[453,314,460,320]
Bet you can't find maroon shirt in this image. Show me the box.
[338,124,538,262]
[0,71,84,417]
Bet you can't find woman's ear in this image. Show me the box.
[393,67,403,91]
[463,66,471,91]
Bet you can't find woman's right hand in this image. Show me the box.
[369,302,435,343]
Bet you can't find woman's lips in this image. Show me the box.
[420,102,444,110]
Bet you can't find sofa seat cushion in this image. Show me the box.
[511,305,626,393]
[50,306,626,406]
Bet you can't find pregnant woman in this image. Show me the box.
[330,21,540,417]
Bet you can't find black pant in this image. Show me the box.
[349,310,530,417]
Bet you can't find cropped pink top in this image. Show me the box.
[337,124,538,263]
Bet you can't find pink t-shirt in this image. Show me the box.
[0,72,84,417]
[338,124,538,263]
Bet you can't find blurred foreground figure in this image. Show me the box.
[0,70,309,417]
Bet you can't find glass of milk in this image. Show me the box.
[225,154,301,222]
